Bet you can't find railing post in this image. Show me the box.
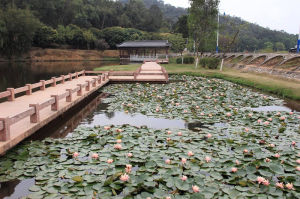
[26,84,32,95]
[98,75,102,84]
[85,81,90,91]
[75,72,79,79]
[51,95,59,111]
[69,73,72,81]
[92,78,97,87]
[52,77,56,87]
[66,89,73,102]
[0,117,10,141]
[82,70,86,76]
[61,75,65,84]
[7,88,15,101]
[40,80,46,91]
[29,104,40,123]
[77,84,83,96]
[102,75,105,81]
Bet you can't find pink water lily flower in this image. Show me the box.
[269,143,275,148]
[188,151,194,157]
[226,113,232,117]
[127,153,133,157]
[292,141,296,146]
[192,185,200,193]
[274,153,280,158]
[265,158,271,162]
[279,116,285,121]
[196,106,200,109]
[244,128,249,132]
[289,112,293,115]
[165,159,171,164]
[181,175,188,181]
[248,113,253,117]
[104,126,111,130]
[262,179,270,186]
[107,159,113,164]
[167,131,172,135]
[120,173,130,182]
[73,152,79,158]
[114,144,122,150]
[276,112,281,116]
[263,121,269,125]
[205,156,211,163]
[178,132,183,136]
[257,119,262,123]
[116,129,123,133]
[297,159,300,164]
[257,176,265,184]
[200,112,205,116]
[286,183,294,190]
[296,166,300,171]
[166,197,171,199]
[125,164,132,173]
[181,158,187,164]
[116,139,122,143]
[235,160,240,165]
[231,167,238,173]
[166,138,171,141]
[206,133,212,138]
[243,149,249,153]
[92,153,99,159]
[155,108,160,112]
[276,182,284,189]
[267,118,272,121]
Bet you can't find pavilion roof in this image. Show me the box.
[117,40,171,48]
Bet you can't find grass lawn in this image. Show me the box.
[94,63,300,101]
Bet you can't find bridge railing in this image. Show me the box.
[0,73,109,142]
[0,70,86,102]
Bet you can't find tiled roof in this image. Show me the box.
[117,40,171,48]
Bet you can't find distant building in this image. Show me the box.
[117,40,171,64]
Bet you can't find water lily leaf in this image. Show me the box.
[72,176,83,183]
[269,164,284,174]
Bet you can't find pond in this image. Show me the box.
[0,75,299,198]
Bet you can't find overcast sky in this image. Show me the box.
[163,0,300,35]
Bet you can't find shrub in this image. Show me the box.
[199,57,220,69]
[176,56,195,64]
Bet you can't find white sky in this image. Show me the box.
[163,0,300,35]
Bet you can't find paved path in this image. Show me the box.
[109,62,168,82]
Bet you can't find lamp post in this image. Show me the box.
[216,12,220,54]
[297,25,300,53]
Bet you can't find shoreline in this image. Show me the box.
[94,63,300,101]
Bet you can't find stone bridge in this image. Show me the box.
[203,52,300,66]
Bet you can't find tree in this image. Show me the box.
[0,7,41,58]
[275,42,285,52]
[173,15,189,38]
[167,34,186,63]
[188,0,219,68]
[33,25,58,48]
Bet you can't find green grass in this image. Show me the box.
[94,63,300,101]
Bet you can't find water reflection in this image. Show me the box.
[251,105,291,112]
[0,179,35,199]
[0,61,118,92]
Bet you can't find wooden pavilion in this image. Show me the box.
[117,40,171,64]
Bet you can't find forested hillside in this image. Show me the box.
[219,16,298,52]
[0,0,298,58]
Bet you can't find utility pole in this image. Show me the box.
[297,25,300,53]
[216,12,219,54]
